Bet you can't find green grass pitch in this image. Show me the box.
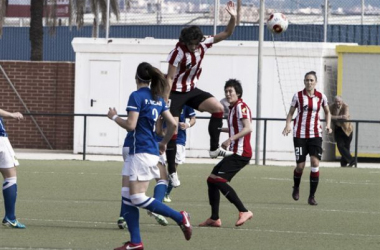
[1,160,379,250]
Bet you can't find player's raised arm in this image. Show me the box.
[214,1,237,44]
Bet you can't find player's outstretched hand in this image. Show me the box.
[225,1,237,17]
[12,112,23,121]
[107,107,118,120]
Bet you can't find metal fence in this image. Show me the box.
[3,0,380,27]
[22,113,380,166]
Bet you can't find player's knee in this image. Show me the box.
[3,177,17,190]
[130,193,153,208]
[311,167,319,173]
[121,187,134,206]
[156,179,168,186]
[215,103,224,113]
[207,176,227,183]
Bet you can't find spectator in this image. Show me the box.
[329,96,355,167]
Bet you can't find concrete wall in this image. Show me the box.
[72,37,345,160]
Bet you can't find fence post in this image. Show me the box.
[83,115,87,161]
[263,119,267,166]
[354,121,359,167]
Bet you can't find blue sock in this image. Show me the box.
[166,182,174,196]
[145,199,182,224]
[3,177,17,221]
[119,198,126,217]
[153,180,168,202]
[122,200,141,243]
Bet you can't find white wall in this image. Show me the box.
[72,37,345,160]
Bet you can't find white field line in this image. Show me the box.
[7,198,379,216]
[4,217,380,239]
[0,248,75,250]
[20,171,380,186]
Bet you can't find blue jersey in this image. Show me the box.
[127,87,168,155]
[177,106,196,146]
[0,117,7,137]
[123,131,133,148]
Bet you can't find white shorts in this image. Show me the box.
[0,137,19,169]
[175,144,186,165]
[123,153,160,181]
[122,147,130,161]
[122,147,165,172]
[159,153,166,166]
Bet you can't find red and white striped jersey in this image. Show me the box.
[227,99,252,158]
[291,89,328,138]
[167,37,214,92]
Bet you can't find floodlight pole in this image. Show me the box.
[106,0,110,39]
[361,0,365,25]
[213,0,219,35]
[255,0,265,165]
[323,0,329,42]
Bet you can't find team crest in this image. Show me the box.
[242,107,247,115]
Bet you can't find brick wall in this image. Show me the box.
[0,61,75,150]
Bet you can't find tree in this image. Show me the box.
[0,0,120,61]
[30,0,44,61]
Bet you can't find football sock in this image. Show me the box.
[131,193,182,224]
[309,167,320,197]
[153,179,168,202]
[207,177,221,220]
[211,177,248,212]
[121,187,141,243]
[293,168,303,188]
[166,181,173,196]
[208,112,223,151]
[3,177,17,220]
[120,187,129,217]
[166,139,177,175]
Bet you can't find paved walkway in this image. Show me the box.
[14,149,380,169]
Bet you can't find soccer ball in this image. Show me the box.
[267,13,289,34]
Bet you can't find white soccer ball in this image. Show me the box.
[267,13,289,34]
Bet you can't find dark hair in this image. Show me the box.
[304,71,317,81]
[224,79,243,98]
[136,62,167,100]
[179,26,205,44]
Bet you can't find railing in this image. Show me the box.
[22,113,380,165]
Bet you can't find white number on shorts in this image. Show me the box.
[295,147,302,160]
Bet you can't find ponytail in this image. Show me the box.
[136,62,167,100]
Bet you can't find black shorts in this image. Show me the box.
[293,137,323,163]
[211,154,251,182]
[169,88,213,117]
